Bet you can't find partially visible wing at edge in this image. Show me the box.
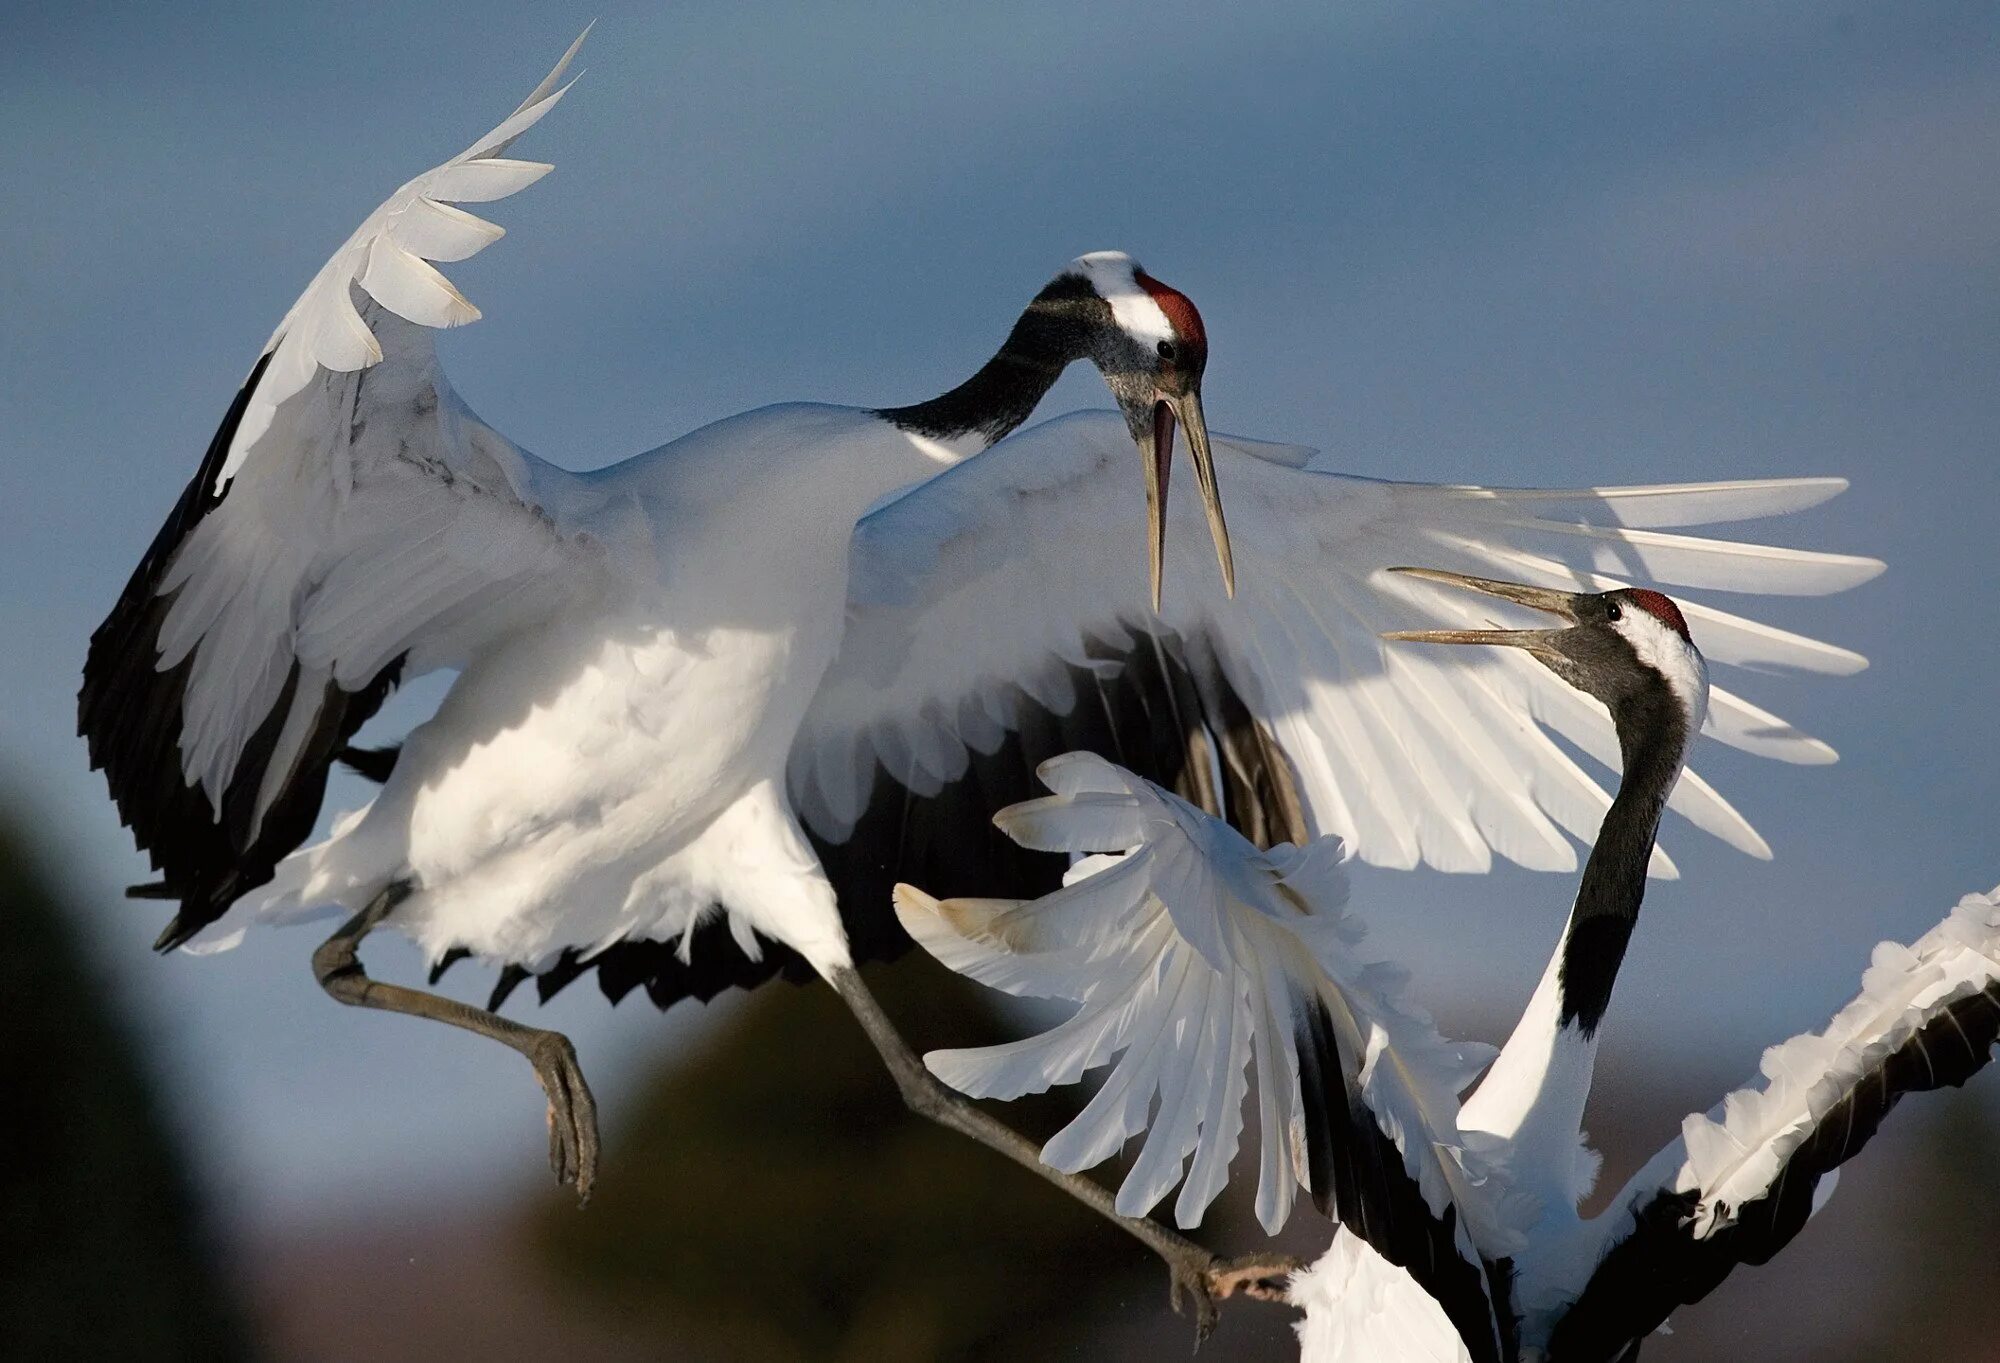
[1537,885,2000,1362]
[79,33,603,949]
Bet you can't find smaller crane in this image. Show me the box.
[898,572,2000,1356]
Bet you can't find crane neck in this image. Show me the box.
[1554,706,1687,1034]
[1457,687,1692,1203]
[877,275,1104,447]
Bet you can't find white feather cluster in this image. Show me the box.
[799,441,1881,891]
[894,752,1510,1239]
[1288,1227,1475,1363]
[216,29,589,492]
[1675,884,2000,1237]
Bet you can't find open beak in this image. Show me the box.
[1379,567,1580,648]
[1142,386,1234,612]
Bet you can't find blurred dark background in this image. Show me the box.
[5,795,1996,1360]
[5,1,1998,1358]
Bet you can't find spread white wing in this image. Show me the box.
[80,32,610,947]
[897,753,1521,1362]
[795,410,1882,876]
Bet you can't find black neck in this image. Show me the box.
[878,274,1107,445]
[1555,686,1690,1036]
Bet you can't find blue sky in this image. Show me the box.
[2,1,1996,1225]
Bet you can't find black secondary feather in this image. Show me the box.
[77,350,409,950]
[1291,989,1515,1363]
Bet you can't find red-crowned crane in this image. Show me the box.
[81,33,1882,1301]
[898,575,1997,1351]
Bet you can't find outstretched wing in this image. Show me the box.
[896,754,1521,1363]
[1536,885,2000,1361]
[563,410,1881,1017]
[794,409,1881,887]
[80,33,606,949]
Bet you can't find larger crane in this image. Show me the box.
[82,34,1878,1278]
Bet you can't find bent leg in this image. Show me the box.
[700,783,1297,1333]
[829,965,1298,1339]
[312,883,601,1202]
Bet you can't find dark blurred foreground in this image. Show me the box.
[5,801,1997,1361]
[0,812,250,1360]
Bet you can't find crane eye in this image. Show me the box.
[1156,340,1177,362]
[1606,600,1623,621]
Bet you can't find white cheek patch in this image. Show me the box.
[1072,250,1174,347]
[1618,612,1711,731]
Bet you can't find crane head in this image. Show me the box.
[1380,568,1710,735]
[1067,252,1232,612]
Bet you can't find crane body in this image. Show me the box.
[81,35,1883,1299]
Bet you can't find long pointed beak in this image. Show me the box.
[1379,567,1581,647]
[1141,387,1234,612]
[1143,399,1172,612]
[1174,389,1233,601]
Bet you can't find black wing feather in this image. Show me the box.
[1546,982,2000,1363]
[78,353,404,950]
[1293,993,1514,1363]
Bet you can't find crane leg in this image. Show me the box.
[311,882,600,1203]
[828,966,1298,1340]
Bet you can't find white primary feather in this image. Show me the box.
[796,413,1882,880]
[1289,1227,1474,1363]
[151,33,617,828]
[894,753,1515,1242]
[217,26,589,490]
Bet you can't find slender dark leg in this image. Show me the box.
[312,883,601,1203]
[828,966,1298,1339]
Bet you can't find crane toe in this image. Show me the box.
[529,1030,599,1204]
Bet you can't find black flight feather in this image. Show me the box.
[1545,982,2000,1362]
[79,351,408,950]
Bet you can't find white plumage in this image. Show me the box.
[82,33,1886,1209]
[895,752,1509,1243]
[216,30,589,492]
[807,435,1876,880]
[900,750,2000,1357]
[1548,883,2000,1264]
[1504,882,2000,1356]
[1674,887,2000,1236]
[115,36,1879,976]
[1290,1228,1475,1363]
